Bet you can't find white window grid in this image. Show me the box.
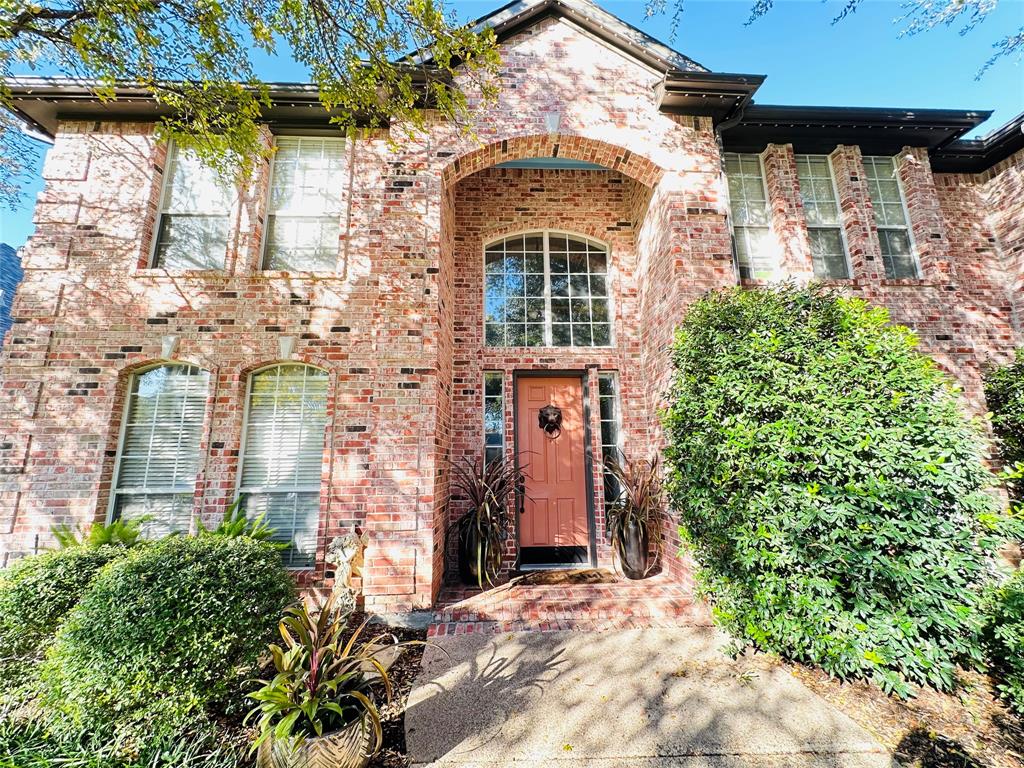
[150,142,233,270]
[796,155,851,280]
[108,363,210,538]
[483,231,613,348]
[237,364,329,568]
[863,156,920,279]
[597,372,624,504]
[263,137,346,272]
[483,371,504,465]
[724,153,776,280]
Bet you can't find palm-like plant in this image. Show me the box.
[605,455,664,578]
[247,591,413,758]
[448,455,525,589]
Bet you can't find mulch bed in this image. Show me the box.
[790,663,1024,768]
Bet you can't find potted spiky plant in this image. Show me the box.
[449,455,525,588]
[605,455,664,579]
[248,592,415,768]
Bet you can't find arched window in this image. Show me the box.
[484,232,611,347]
[238,364,329,568]
[110,364,209,536]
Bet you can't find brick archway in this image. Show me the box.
[441,133,665,189]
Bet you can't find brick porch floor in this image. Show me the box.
[428,570,711,636]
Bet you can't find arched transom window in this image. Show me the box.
[484,232,611,347]
[238,364,329,568]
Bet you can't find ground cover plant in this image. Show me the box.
[663,284,1021,697]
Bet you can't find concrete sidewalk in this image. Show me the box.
[405,628,893,768]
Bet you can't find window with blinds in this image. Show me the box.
[724,153,776,280]
[152,144,234,270]
[238,364,328,568]
[110,364,209,537]
[863,156,919,279]
[263,137,346,271]
[795,155,851,280]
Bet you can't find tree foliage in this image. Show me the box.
[0,0,500,207]
[663,285,1021,697]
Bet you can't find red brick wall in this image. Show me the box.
[1,12,1022,610]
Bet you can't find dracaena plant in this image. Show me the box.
[247,591,411,754]
[449,455,526,588]
[604,455,664,576]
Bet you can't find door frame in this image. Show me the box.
[511,369,598,569]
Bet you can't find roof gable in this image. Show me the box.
[426,0,707,74]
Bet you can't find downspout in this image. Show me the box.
[714,100,749,287]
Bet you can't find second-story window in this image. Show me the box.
[152,144,234,270]
[485,232,611,348]
[724,153,775,280]
[263,137,346,271]
[796,155,850,280]
[863,156,918,279]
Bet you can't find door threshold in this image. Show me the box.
[517,563,584,572]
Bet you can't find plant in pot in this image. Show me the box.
[605,455,664,579]
[247,591,413,768]
[449,454,526,588]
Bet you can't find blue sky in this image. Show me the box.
[2,0,1022,249]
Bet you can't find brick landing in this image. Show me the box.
[428,570,711,636]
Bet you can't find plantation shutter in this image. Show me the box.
[239,364,328,567]
[112,364,209,537]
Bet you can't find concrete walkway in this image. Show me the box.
[405,628,893,768]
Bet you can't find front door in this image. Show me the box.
[516,375,591,566]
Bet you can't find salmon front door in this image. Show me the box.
[516,375,592,566]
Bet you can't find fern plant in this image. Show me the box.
[51,517,146,550]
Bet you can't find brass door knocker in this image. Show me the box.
[538,404,562,438]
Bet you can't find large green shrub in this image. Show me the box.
[40,535,295,746]
[984,569,1024,714]
[984,353,1024,502]
[0,547,123,692]
[664,285,1019,696]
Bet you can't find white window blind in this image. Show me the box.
[152,144,234,270]
[484,232,611,348]
[111,364,209,537]
[863,156,918,279]
[263,137,346,271]
[239,364,328,567]
[724,153,775,280]
[796,155,850,280]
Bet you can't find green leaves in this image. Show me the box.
[0,0,501,207]
[247,591,410,755]
[983,569,1024,714]
[664,284,1013,697]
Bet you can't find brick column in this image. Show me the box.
[761,144,814,282]
[830,145,880,281]
[895,147,953,283]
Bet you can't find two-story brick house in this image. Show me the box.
[1,0,1021,612]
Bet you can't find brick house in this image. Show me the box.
[1,0,1021,612]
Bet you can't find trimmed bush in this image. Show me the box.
[40,535,295,746]
[984,569,1024,714]
[0,546,123,691]
[984,353,1024,501]
[664,285,1018,696]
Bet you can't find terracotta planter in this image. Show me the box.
[256,717,372,768]
[617,519,650,580]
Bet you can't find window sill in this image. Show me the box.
[483,344,616,351]
[134,268,228,277]
[256,270,341,278]
[877,278,930,287]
